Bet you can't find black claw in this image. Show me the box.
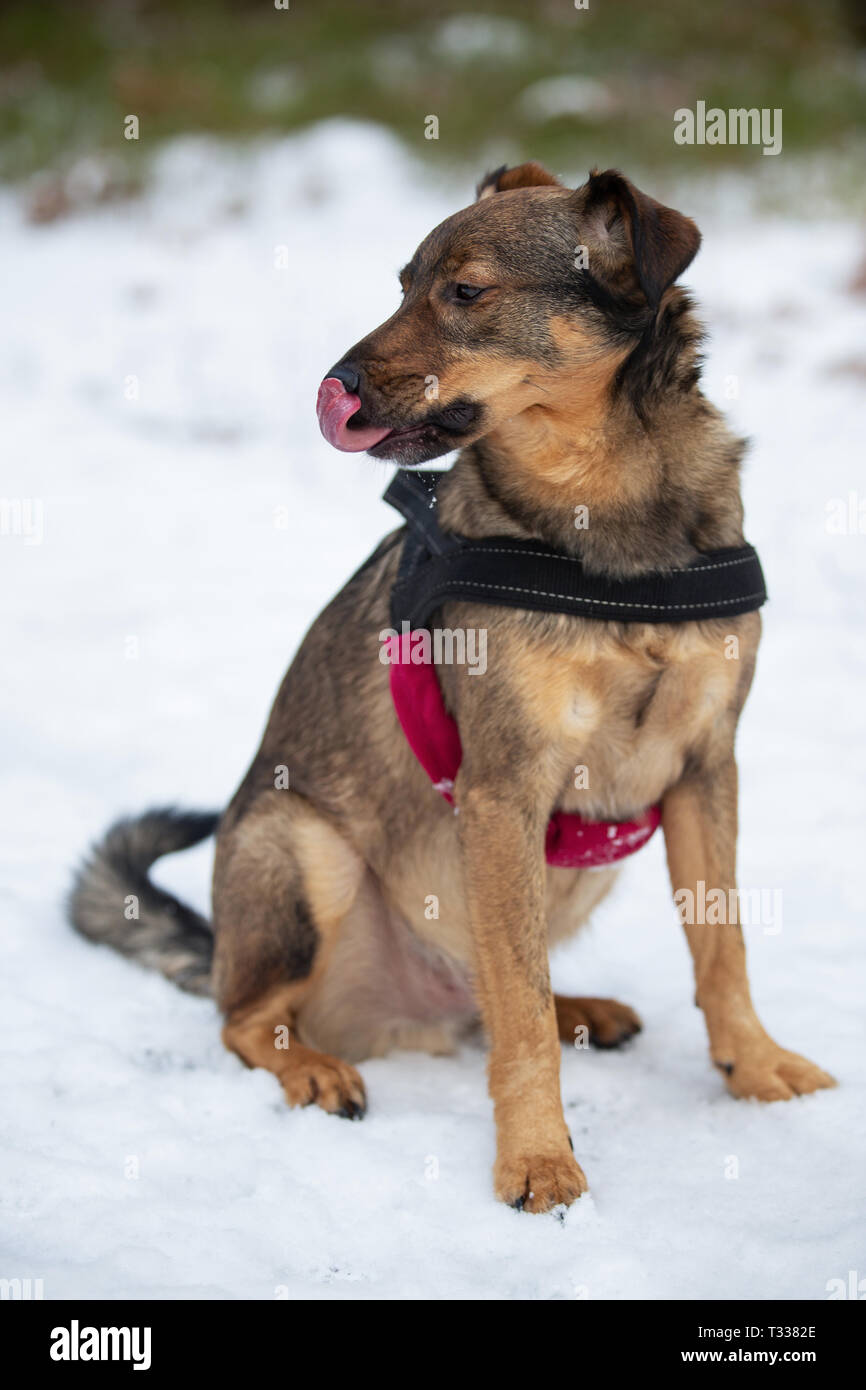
[567,1135,574,1152]
[336,1098,366,1120]
[714,1060,735,1076]
[590,1029,638,1050]
[512,1195,526,1212]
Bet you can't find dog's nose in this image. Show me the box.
[329,362,361,394]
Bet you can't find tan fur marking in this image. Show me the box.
[455,783,588,1210]
[293,812,365,930]
[663,775,835,1100]
[223,981,367,1114]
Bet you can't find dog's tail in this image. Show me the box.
[67,807,220,996]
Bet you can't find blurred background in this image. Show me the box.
[2,0,865,214]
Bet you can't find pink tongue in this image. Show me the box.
[316,378,392,452]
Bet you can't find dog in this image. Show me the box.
[70,163,835,1213]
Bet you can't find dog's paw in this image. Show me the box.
[718,1042,836,1102]
[279,1052,367,1119]
[558,994,643,1049]
[494,1149,588,1213]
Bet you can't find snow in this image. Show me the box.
[1,123,864,1300]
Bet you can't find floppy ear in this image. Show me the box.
[578,168,701,306]
[476,161,563,201]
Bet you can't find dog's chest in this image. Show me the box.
[507,622,742,819]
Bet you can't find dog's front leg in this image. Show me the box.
[662,760,835,1100]
[457,780,588,1212]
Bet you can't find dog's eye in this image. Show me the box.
[453,283,486,302]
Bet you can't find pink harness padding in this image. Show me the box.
[386,636,661,869]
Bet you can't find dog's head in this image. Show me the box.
[316,163,700,466]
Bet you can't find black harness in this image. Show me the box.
[385,469,767,629]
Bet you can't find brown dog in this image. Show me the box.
[70,164,834,1213]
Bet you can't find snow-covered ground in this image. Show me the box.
[1,123,864,1300]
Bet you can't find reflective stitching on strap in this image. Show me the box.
[404,579,767,614]
[451,545,756,575]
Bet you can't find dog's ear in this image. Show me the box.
[476,162,563,201]
[577,168,700,307]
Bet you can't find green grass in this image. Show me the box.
[1,0,864,184]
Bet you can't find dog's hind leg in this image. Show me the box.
[554,995,642,1049]
[212,790,368,1117]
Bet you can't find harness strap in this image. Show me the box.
[386,469,767,628]
[382,467,767,871]
[385,643,662,870]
